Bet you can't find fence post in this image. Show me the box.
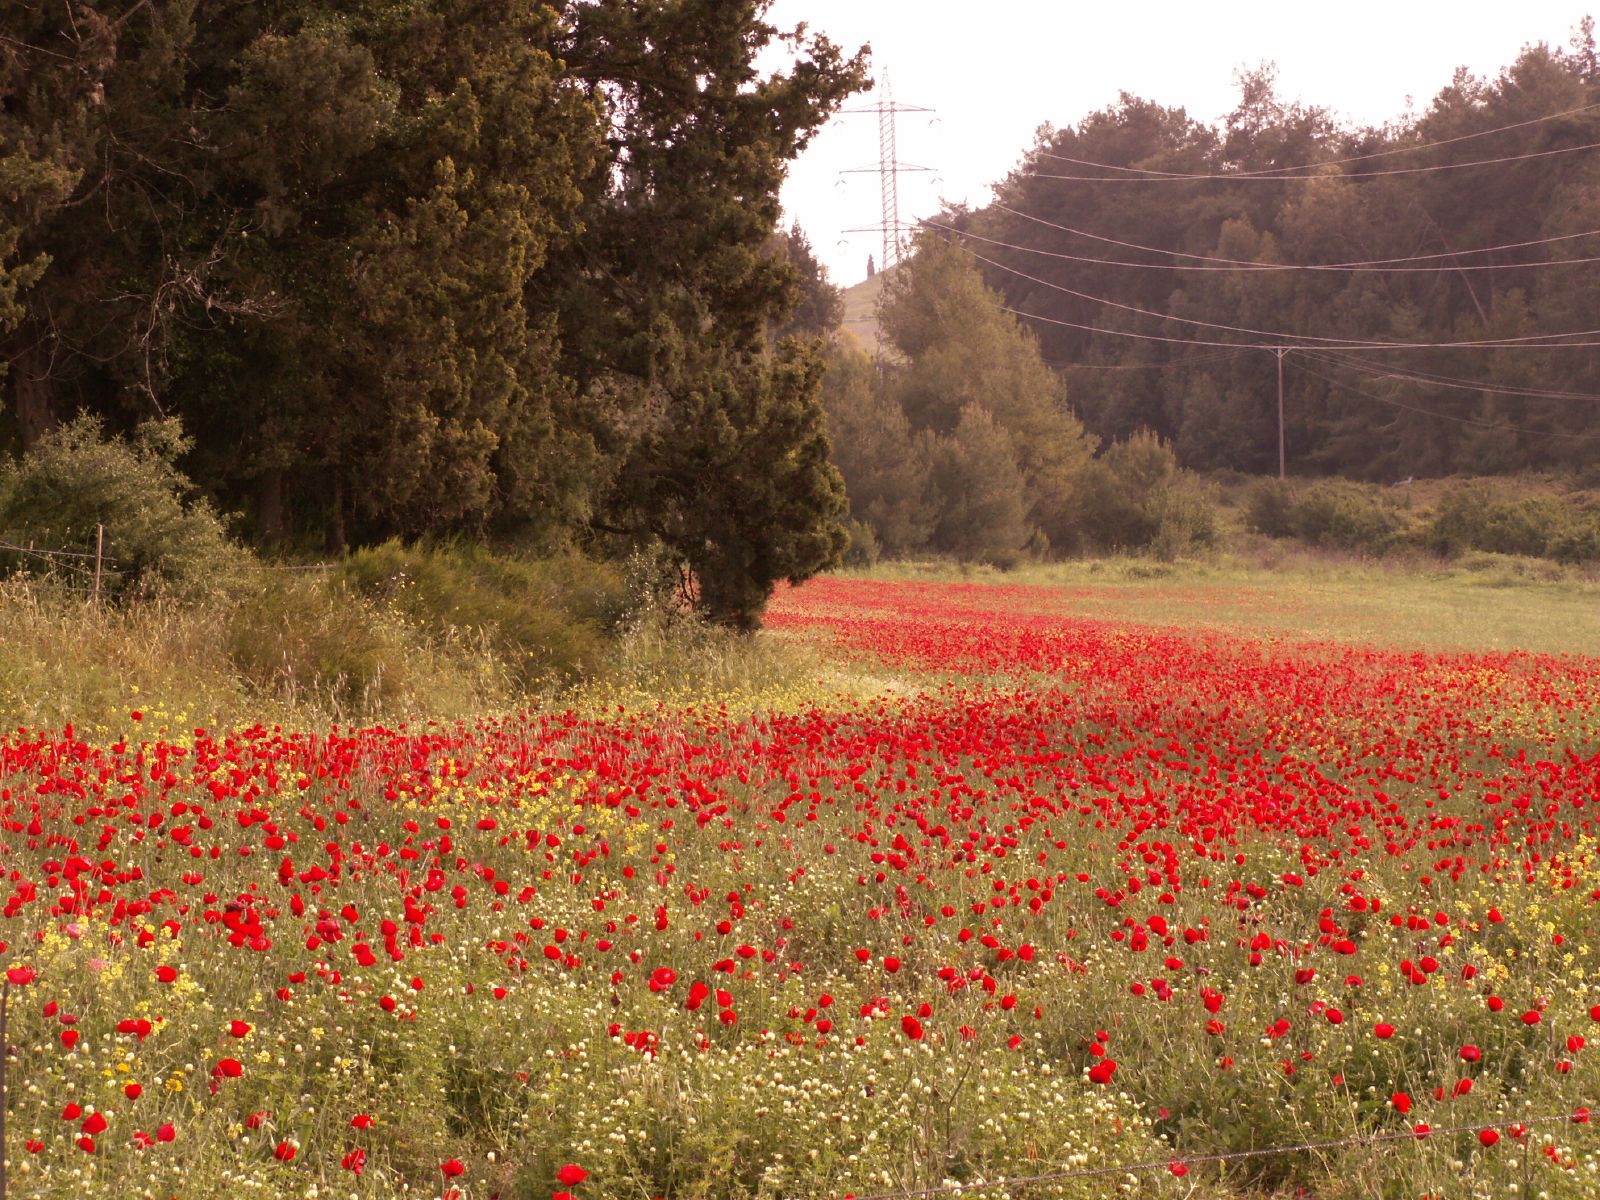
[93,523,104,603]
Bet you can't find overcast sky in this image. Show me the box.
[763,1,1594,285]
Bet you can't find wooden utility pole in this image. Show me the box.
[92,524,104,604]
[1275,348,1288,480]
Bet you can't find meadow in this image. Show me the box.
[1,568,1597,1200]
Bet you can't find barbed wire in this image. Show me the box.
[840,1108,1591,1200]
[0,539,119,565]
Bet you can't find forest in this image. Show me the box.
[1,1,864,626]
[943,27,1600,480]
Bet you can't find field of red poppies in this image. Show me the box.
[1,575,1597,1199]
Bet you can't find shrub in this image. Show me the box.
[0,415,248,599]
[839,518,881,568]
[1424,484,1598,561]
[1073,430,1218,557]
[1147,484,1219,561]
[339,541,629,690]
[1244,478,1296,538]
[928,404,1033,568]
[1285,481,1408,554]
[224,573,435,715]
[1245,479,1408,555]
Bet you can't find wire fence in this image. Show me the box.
[841,1108,1592,1200]
[0,533,122,597]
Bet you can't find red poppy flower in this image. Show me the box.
[556,1164,589,1186]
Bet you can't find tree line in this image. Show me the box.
[943,24,1600,482]
[822,236,1218,566]
[1,1,866,627]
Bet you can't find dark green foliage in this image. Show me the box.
[819,344,936,556]
[0,416,247,598]
[928,405,1033,568]
[616,342,850,631]
[1,1,867,622]
[1244,479,1409,554]
[839,519,881,568]
[876,236,1096,554]
[962,37,1600,479]
[768,224,845,342]
[1071,431,1217,556]
[1425,484,1600,561]
[1244,479,1297,538]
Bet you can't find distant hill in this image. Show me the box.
[837,269,894,355]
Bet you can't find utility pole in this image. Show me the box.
[840,71,934,271]
[1275,347,1288,480]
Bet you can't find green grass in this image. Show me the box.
[847,548,1600,657]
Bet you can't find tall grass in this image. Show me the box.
[0,544,828,736]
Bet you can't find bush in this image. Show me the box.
[1424,484,1599,561]
[1073,431,1218,557]
[1243,478,1296,538]
[839,518,880,568]
[928,404,1033,568]
[1147,484,1219,561]
[1246,479,1408,555]
[1072,460,1156,551]
[225,573,435,715]
[0,415,248,599]
[1285,481,1408,554]
[338,541,629,690]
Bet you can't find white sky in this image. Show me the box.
[764,1,1594,285]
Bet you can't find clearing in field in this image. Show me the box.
[0,573,1597,1200]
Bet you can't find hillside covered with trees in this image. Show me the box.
[934,25,1600,481]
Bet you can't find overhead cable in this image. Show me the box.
[933,220,1600,274]
[986,203,1600,269]
[947,236,1600,350]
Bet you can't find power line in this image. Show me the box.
[1049,348,1252,370]
[1002,303,1600,353]
[1295,360,1600,441]
[1030,99,1600,179]
[988,203,1600,269]
[1026,136,1600,182]
[1307,350,1600,402]
[947,236,1600,350]
[936,219,1600,274]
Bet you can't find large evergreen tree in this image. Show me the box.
[1,1,868,622]
[880,235,1096,550]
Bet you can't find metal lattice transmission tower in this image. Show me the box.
[841,73,934,270]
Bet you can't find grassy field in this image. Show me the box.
[846,551,1600,657]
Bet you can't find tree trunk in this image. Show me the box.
[10,340,58,452]
[323,469,347,558]
[257,468,287,548]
